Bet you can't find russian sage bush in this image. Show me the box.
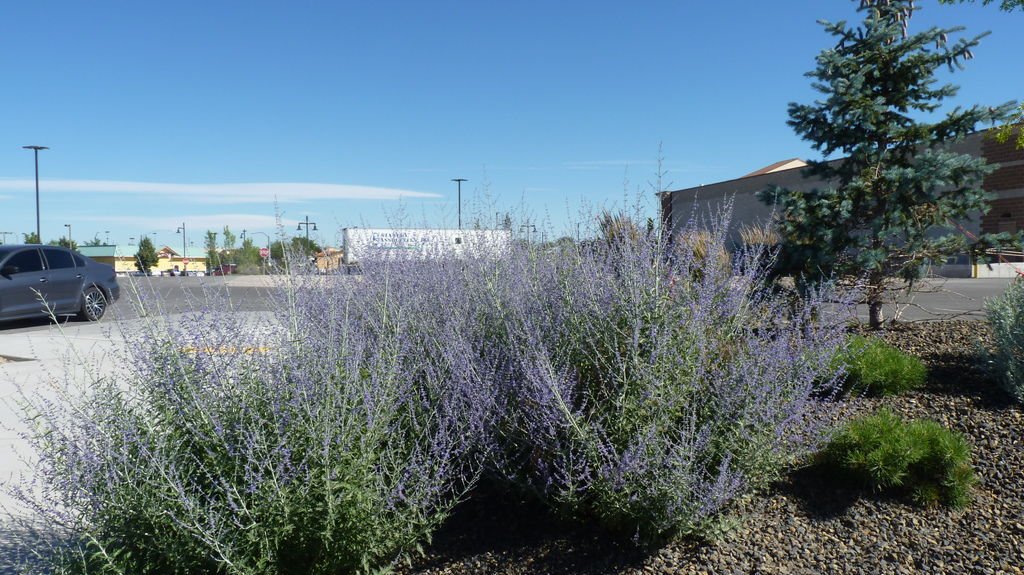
[14,213,847,569]
[986,277,1024,403]
[15,264,492,574]
[472,215,847,543]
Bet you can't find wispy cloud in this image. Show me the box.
[563,160,655,171]
[76,213,297,231]
[562,160,728,173]
[0,179,440,204]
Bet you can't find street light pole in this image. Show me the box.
[64,224,72,246]
[297,216,317,246]
[0,232,11,245]
[22,145,48,243]
[176,223,187,275]
[451,178,467,229]
[244,230,271,274]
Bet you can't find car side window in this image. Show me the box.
[43,248,76,270]
[72,252,88,267]
[4,249,44,273]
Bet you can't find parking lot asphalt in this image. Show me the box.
[850,277,1016,322]
[0,275,278,337]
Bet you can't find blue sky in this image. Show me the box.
[1,1,1020,248]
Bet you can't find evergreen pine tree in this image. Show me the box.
[135,236,159,274]
[760,0,1018,328]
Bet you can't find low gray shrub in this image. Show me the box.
[986,277,1024,403]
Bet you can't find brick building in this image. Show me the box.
[661,128,1024,277]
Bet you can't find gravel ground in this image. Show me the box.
[403,321,1024,575]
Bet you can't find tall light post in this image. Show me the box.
[297,216,317,247]
[64,224,72,246]
[241,229,270,249]
[242,230,271,273]
[451,178,467,229]
[104,230,110,245]
[248,231,270,250]
[176,223,188,275]
[0,232,11,245]
[22,145,48,243]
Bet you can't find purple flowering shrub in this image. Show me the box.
[14,214,846,571]
[476,217,847,543]
[16,266,492,574]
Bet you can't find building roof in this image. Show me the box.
[78,245,138,258]
[741,158,807,178]
[157,245,207,259]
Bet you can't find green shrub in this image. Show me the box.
[837,335,927,396]
[819,408,975,508]
[986,278,1024,403]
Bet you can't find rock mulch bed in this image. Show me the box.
[402,321,1024,575]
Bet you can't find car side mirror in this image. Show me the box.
[0,265,18,276]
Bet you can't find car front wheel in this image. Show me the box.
[79,286,108,321]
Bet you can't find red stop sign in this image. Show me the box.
[182,258,190,264]
[259,247,270,258]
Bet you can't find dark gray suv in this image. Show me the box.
[0,245,121,322]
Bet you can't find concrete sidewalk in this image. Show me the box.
[0,319,129,520]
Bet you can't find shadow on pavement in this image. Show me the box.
[0,523,61,574]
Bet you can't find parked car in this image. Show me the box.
[0,245,121,322]
[210,264,237,276]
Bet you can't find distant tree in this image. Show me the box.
[540,235,577,255]
[222,226,237,252]
[22,232,40,244]
[759,0,1018,328]
[270,237,321,262]
[49,237,79,251]
[83,235,104,247]
[135,237,159,274]
[204,230,220,270]
[234,237,262,273]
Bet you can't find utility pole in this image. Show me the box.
[0,232,11,245]
[22,145,48,243]
[451,178,467,229]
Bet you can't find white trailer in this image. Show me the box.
[341,228,512,265]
